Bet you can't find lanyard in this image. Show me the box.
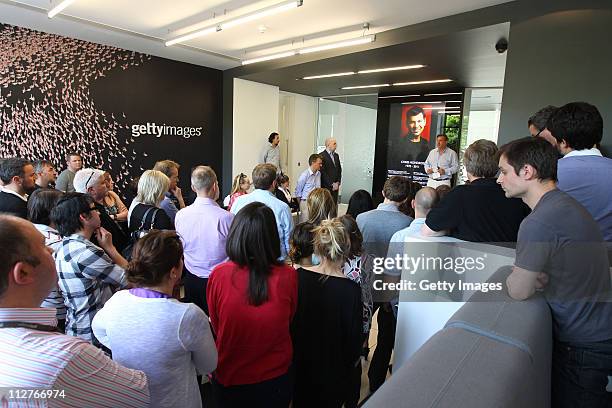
[0,321,61,332]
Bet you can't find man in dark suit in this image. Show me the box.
[319,137,342,203]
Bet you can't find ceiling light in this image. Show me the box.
[341,84,389,90]
[358,65,425,74]
[422,107,461,110]
[242,34,376,65]
[393,79,452,86]
[166,0,303,46]
[299,35,375,54]
[378,94,421,99]
[165,27,219,46]
[242,50,298,65]
[423,92,462,96]
[401,101,444,104]
[48,0,75,18]
[303,72,356,80]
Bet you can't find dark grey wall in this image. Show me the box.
[498,8,612,155]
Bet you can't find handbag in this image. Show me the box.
[122,206,160,259]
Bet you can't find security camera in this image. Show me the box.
[495,38,508,54]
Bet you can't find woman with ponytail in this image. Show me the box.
[291,218,363,408]
[92,230,217,408]
[207,202,297,408]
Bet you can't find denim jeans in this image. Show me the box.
[552,338,612,408]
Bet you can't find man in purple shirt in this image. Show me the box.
[175,166,233,315]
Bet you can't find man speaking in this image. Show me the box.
[319,137,342,203]
[424,134,458,188]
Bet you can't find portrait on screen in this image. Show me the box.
[386,104,435,185]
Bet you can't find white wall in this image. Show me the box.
[232,78,279,179]
[466,110,501,145]
[279,91,318,187]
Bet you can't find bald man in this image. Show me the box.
[319,137,342,203]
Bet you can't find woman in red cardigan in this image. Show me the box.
[207,202,297,408]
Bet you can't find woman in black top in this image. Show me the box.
[291,218,362,408]
[129,170,174,233]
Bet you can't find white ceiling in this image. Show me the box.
[1,0,513,70]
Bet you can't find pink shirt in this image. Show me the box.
[175,197,234,279]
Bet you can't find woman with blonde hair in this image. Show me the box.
[227,173,251,211]
[306,187,337,226]
[291,218,362,407]
[128,169,174,232]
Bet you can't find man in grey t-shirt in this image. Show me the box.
[497,137,612,408]
[55,152,82,193]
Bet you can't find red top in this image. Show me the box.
[207,261,297,386]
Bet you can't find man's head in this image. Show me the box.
[406,106,426,139]
[65,152,83,173]
[546,102,603,156]
[0,215,57,306]
[0,157,36,194]
[436,134,448,150]
[463,139,499,179]
[73,168,107,202]
[269,132,280,147]
[309,154,323,172]
[252,163,278,191]
[51,192,100,237]
[382,176,412,204]
[153,160,180,191]
[325,138,337,152]
[413,187,439,218]
[527,105,557,146]
[497,137,558,199]
[191,165,218,200]
[34,160,57,188]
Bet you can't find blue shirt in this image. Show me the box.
[230,189,293,260]
[160,195,179,223]
[557,149,612,241]
[294,168,321,200]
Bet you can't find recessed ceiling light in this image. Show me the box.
[378,94,421,99]
[341,84,390,90]
[303,72,356,80]
[358,65,425,74]
[393,79,452,86]
[423,92,462,96]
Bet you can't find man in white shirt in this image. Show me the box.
[424,134,458,188]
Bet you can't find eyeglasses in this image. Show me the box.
[84,171,95,190]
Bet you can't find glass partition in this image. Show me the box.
[316,95,378,204]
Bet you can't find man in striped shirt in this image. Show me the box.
[0,215,150,407]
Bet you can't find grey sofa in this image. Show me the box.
[364,266,552,408]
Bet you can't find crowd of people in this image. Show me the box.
[0,101,610,407]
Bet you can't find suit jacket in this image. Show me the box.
[319,149,342,190]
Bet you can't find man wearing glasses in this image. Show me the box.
[74,168,128,252]
[528,105,558,147]
[52,193,129,348]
